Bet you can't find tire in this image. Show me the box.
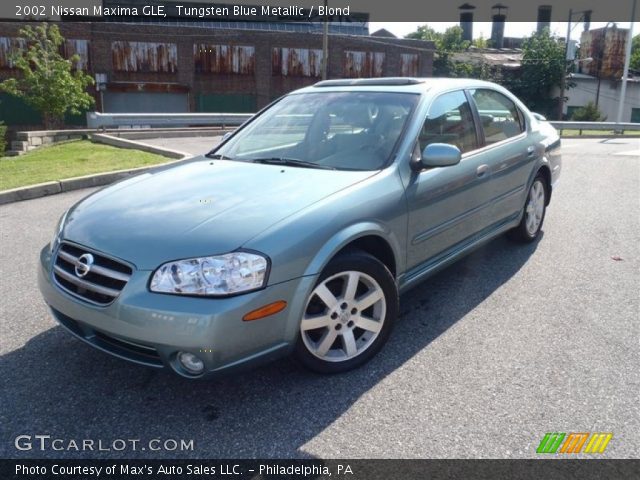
[295,249,398,374]
[508,173,548,243]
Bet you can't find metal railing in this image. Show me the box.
[550,121,640,135]
[86,112,253,129]
[86,112,640,135]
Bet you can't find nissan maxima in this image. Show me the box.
[38,78,561,378]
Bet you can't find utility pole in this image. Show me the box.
[616,0,637,124]
[321,0,329,80]
[558,9,572,120]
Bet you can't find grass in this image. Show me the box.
[560,129,640,137]
[0,140,170,191]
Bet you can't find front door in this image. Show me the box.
[405,90,493,270]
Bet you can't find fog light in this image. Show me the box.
[177,352,205,374]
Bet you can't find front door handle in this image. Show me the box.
[476,164,490,177]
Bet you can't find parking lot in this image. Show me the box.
[0,138,638,459]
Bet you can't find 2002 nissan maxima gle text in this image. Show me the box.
[38,78,561,378]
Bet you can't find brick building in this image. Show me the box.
[0,21,434,127]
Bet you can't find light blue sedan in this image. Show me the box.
[38,78,561,378]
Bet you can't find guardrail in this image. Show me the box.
[85,112,640,135]
[549,121,640,135]
[86,112,253,129]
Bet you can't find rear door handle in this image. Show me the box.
[527,146,536,157]
[476,164,490,177]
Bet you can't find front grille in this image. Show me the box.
[53,242,133,305]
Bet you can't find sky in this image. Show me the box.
[369,22,637,42]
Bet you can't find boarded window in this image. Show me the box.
[0,37,26,69]
[61,39,90,70]
[343,51,384,78]
[112,41,177,73]
[272,47,323,77]
[0,37,90,71]
[400,53,419,77]
[194,44,255,74]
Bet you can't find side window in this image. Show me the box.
[470,89,525,145]
[419,90,478,154]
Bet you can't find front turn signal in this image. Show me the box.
[242,300,287,321]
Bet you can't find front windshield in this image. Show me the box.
[214,91,419,171]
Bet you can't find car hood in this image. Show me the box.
[62,158,376,270]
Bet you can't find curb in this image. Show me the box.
[0,159,188,206]
[0,135,191,206]
[89,133,191,159]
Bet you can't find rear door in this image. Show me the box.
[468,88,535,225]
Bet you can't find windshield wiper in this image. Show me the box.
[250,157,335,170]
[205,153,234,159]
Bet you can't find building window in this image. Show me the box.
[272,48,323,77]
[631,108,640,123]
[343,51,384,78]
[194,44,255,75]
[112,41,178,73]
[0,37,26,69]
[400,53,419,77]
[61,39,90,70]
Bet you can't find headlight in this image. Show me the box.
[150,252,269,296]
[50,210,68,252]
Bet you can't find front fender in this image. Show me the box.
[300,222,404,281]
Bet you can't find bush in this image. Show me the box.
[0,122,6,154]
[571,102,607,121]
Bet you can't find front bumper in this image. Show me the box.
[38,245,316,378]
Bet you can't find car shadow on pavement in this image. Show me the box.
[0,234,540,459]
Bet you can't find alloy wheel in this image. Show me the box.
[300,270,386,362]
[525,179,545,236]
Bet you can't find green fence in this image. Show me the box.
[0,93,87,126]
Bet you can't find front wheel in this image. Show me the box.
[508,174,548,243]
[295,250,398,374]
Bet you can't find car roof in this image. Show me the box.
[292,77,502,96]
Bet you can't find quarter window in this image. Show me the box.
[419,91,478,154]
[470,89,525,145]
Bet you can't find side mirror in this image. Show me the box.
[416,143,461,169]
[221,132,232,142]
[532,112,547,121]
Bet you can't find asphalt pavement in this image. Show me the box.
[0,138,638,459]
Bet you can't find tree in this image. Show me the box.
[0,23,94,129]
[570,101,607,121]
[406,25,470,77]
[472,35,489,49]
[510,28,567,118]
[630,34,640,71]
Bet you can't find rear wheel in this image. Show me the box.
[508,173,548,243]
[295,250,398,374]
